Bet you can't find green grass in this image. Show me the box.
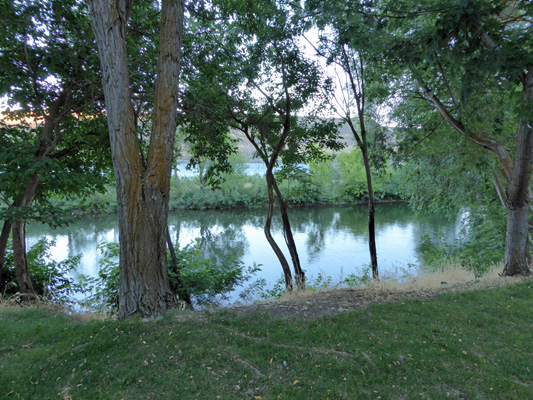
[1,281,532,399]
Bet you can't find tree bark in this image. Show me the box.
[265,169,294,292]
[361,145,379,280]
[89,0,184,318]
[420,71,533,277]
[9,171,43,301]
[502,68,533,276]
[11,220,35,300]
[271,176,306,289]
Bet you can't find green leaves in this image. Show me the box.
[1,237,82,304]
[181,0,343,185]
[0,0,112,228]
[81,239,259,311]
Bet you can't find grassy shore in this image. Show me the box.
[1,280,532,399]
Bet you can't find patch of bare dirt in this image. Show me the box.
[225,273,530,320]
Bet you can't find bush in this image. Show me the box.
[419,204,506,277]
[1,237,82,305]
[81,240,262,312]
[168,239,262,306]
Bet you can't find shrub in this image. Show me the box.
[419,204,505,278]
[81,240,262,312]
[1,237,82,305]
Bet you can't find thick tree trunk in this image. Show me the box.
[271,177,306,290]
[265,170,294,292]
[0,220,12,293]
[503,204,530,276]
[116,200,176,317]
[502,70,533,276]
[89,0,183,318]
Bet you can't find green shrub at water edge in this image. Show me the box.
[419,219,505,278]
[168,239,263,306]
[170,174,268,210]
[1,237,83,305]
[80,240,264,312]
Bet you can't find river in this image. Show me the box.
[25,204,460,303]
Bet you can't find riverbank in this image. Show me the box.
[49,161,404,215]
[227,265,526,319]
[1,277,531,399]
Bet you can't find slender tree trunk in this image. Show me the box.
[271,177,306,289]
[89,0,184,318]
[340,47,380,281]
[5,88,68,301]
[345,114,380,281]
[361,146,379,280]
[265,169,293,292]
[0,220,12,293]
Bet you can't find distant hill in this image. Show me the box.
[178,119,394,162]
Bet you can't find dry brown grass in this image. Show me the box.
[275,263,511,303]
[242,263,531,320]
[371,263,510,292]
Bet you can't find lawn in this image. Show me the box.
[1,279,532,399]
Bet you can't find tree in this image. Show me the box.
[305,0,392,280]
[181,0,342,292]
[378,0,533,276]
[88,0,185,318]
[0,0,110,298]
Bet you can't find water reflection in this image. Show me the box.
[26,204,459,297]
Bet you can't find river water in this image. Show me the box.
[26,204,460,302]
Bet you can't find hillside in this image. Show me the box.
[179,120,395,162]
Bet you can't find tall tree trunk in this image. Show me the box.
[361,146,379,280]
[265,169,294,292]
[89,0,184,318]
[4,89,68,301]
[502,69,533,276]
[0,220,12,293]
[345,115,380,281]
[341,46,380,281]
[271,177,306,289]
